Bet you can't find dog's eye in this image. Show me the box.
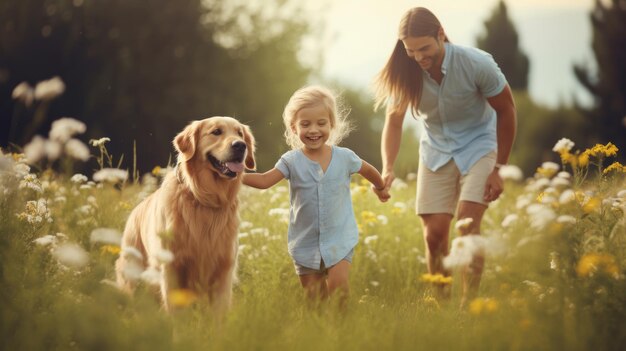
[237,130,243,137]
[211,128,222,136]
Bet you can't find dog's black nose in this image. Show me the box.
[232,141,247,152]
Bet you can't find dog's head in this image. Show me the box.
[174,116,255,179]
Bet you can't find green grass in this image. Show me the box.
[1,153,626,351]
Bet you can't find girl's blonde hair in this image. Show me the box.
[373,7,449,117]
[282,85,353,150]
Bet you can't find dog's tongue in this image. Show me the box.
[225,161,244,173]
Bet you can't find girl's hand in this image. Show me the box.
[372,185,390,202]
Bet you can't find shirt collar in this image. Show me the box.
[441,42,452,75]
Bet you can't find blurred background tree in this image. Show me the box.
[476,0,529,90]
[574,0,626,159]
[0,0,315,172]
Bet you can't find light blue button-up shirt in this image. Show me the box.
[417,43,507,175]
[276,146,362,269]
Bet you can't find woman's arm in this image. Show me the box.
[242,168,285,189]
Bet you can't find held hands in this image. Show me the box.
[372,185,390,202]
[483,168,504,202]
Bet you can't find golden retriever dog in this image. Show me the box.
[115,116,255,312]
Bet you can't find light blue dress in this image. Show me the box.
[418,42,507,175]
[275,146,362,269]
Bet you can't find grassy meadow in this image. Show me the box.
[1,132,626,351]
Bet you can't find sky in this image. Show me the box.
[310,0,596,108]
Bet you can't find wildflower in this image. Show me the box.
[33,234,57,247]
[552,138,575,153]
[443,235,486,269]
[577,152,590,167]
[501,214,518,228]
[582,197,601,213]
[406,172,417,181]
[498,164,523,181]
[588,142,618,158]
[17,198,52,224]
[369,281,380,287]
[34,76,65,101]
[93,168,128,183]
[420,273,452,285]
[536,162,559,178]
[550,252,560,270]
[361,211,378,226]
[392,202,407,214]
[155,249,174,264]
[550,177,570,188]
[576,253,619,278]
[12,81,35,107]
[556,215,576,225]
[19,174,43,193]
[559,189,576,204]
[52,243,89,268]
[64,139,90,161]
[377,214,388,225]
[49,117,86,142]
[364,235,379,245]
[526,204,556,230]
[469,297,499,315]
[455,217,474,231]
[168,289,198,308]
[100,245,121,255]
[90,228,122,245]
[23,136,46,163]
[70,173,88,184]
[121,246,144,261]
[89,137,111,147]
[603,161,626,174]
[138,267,161,285]
[121,260,144,281]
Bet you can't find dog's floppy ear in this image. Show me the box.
[242,124,256,171]
[174,121,198,162]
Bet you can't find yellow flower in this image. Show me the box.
[151,166,162,176]
[536,192,545,202]
[168,289,198,308]
[118,201,132,210]
[100,245,121,255]
[536,167,557,178]
[560,150,578,167]
[576,253,619,278]
[577,151,590,167]
[422,296,440,310]
[469,297,499,315]
[582,197,601,213]
[603,161,626,174]
[361,211,378,225]
[420,273,452,285]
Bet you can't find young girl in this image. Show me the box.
[243,85,389,302]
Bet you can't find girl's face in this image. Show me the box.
[292,103,332,151]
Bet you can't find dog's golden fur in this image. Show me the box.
[115,116,255,311]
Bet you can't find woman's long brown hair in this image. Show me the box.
[373,7,449,117]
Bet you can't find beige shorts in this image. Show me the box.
[416,151,497,215]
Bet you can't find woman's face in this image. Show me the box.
[402,30,445,73]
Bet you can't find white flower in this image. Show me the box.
[240,221,253,229]
[23,136,46,163]
[556,171,571,179]
[49,117,86,142]
[52,243,89,268]
[377,215,388,225]
[498,165,523,181]
[406,172,417,181]
[559,189,576,204]
[13,163,30,177]
[33,234,57,247]
[557,215,576,225]
[93,168,128,183]
[550,177,570,188]
[121,246,144,261]
[155,249,174,264]
[541,161,560,172]
[501,214,519,228]
[455,217,474,231]
[443,235,487,269]
[90,228,122,245]
[65,139,90,161]
[526,204,556,230]
[141,267,162,286]
[34,76,65,101]
[369,281,380,287]
[122,260,144,281]
[392,179,408,190]
[89,137,111,147]
[616,190,626,198]
[526,177,550,192]
[44,139,62,161]
[12,81,35,107]
[71,173,88,184]
[0,153,15,171]
[364,235,379,245]
[393,202,407,213]
[552,138,575,153]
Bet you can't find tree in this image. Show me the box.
[574,0,626,156]
[476,0,530,90]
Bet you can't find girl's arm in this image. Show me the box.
[358,160,390,202]
[242,168,285,189]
